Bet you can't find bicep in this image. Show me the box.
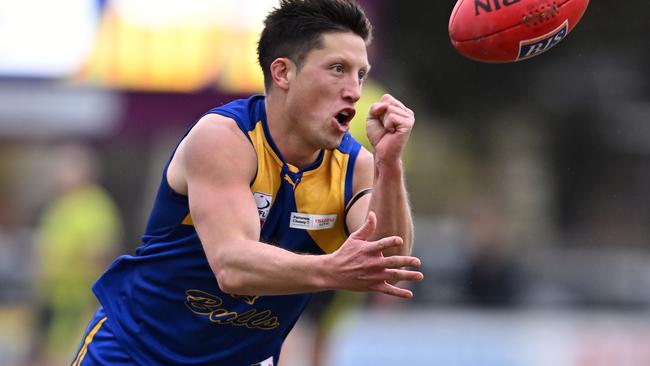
[188,176,260,252]
[182,117,260,262]
[345,147,374,234]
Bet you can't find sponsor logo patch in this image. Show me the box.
[253,192,272,224]
[517,20,569,61]
[289,213,337,230]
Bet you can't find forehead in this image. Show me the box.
[305,32,369,68]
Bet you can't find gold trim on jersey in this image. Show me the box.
[248,121,283,199]
[247,121,351,253]
[182,213,193,225]
[294,148,350,253]
[72,316,107,366]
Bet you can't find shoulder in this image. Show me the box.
[207,95,266,132]
[352,146,374,192]
[168,114,257,194]
[354,146,373,167]
[184,114,256,174]
[186,113,250,148]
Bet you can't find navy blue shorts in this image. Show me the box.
[70,307,135,366]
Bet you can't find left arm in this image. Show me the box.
[346,94,415,257]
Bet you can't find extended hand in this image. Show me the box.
[326,212,423,298]
[366,94,415,162]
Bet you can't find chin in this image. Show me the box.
[312,129,345,150]
[324,136,344,150]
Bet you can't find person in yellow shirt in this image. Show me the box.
[26,143,122,366]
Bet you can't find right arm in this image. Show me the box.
[170,114,422,297]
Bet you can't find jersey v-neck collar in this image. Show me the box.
[257,98,325,175]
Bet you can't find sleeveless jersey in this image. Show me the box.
[92,95,362,365]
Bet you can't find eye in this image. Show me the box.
[331,64,344,73]
[358,70,367,82]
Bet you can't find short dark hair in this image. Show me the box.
[258,0,373,90]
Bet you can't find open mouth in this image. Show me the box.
[335,108,356,126]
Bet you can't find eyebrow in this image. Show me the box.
[329,57,371,73]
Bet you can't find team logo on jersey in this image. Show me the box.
[185,290,280,331]
[253,192,273,224]
[289,213,337,230]
[251,356,274,366]
[231,293,259,305]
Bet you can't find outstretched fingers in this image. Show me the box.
[366,235,404,254]
[359,268,424,283]
[370,281,414,299]
[383,255,421,269]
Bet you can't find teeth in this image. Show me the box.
[340,111,349,116]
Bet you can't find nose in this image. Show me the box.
[341,75,361,103]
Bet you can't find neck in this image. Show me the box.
[264,93,321,169]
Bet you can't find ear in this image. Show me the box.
[270,58,294,91]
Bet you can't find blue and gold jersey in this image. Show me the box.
[92,95,362,365]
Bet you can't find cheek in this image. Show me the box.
[294,88,327,116]
[301,79,329,100]
[290,73,338,119]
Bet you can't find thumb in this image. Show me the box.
[368,102,388,119]
[349,211,376,241]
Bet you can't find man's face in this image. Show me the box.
[286,31,370,150]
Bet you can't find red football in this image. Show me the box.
[449,0,589,63]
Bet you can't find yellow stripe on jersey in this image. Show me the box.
[246,119,351,253]
[294,149,350,254]
[72,317,107,366]
[182,213,193,225]
[248,121,283,200]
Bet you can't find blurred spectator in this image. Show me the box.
[24,143,122,366]
[298,291,365,366]
[461,197,520,307]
